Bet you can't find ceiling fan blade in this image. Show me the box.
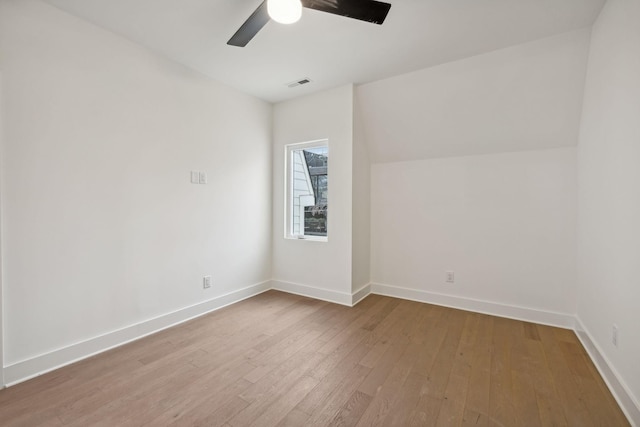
[227,1,270,47]
[301,0,391,24]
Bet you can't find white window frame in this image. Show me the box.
[284,139,328,242]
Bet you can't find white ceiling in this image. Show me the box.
[44,0,605,103]
[357,30,591,162]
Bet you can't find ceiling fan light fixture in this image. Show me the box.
[267,0,302,24]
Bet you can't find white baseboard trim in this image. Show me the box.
[270,279,352,306]
[370,282,575,329]
[3,280,271,387]
[351,283,371,306]
[574,317,640,427]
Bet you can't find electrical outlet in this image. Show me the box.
[203,275,212,289]
[612,324,618,347]
[446,271,455,283]
[191,171,199,184]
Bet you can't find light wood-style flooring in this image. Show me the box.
[0,291,629,426]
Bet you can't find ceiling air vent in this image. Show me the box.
[287,78,312,88]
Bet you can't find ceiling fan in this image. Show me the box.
[228,0,392,47]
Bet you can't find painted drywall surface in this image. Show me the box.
[272,86,353,294]
[371,148,577,315]
[0,70,5,386]
[356,29,591,163]
[0,0,272,365]
[577,0,640,408]
[351,96,371,293]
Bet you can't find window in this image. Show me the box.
[286,140,328,240]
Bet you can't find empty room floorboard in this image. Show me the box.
[0,291,630,426]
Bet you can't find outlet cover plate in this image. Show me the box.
[203,275,212,289]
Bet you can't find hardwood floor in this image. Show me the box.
[0,291,629,426]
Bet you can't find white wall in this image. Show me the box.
[356,29,591,163]
[0,69,5,387]
[0,0,272,370]
[577,0,640,418]
[371,148,577,319]
[351,96,370,294]
[272,85,353,301]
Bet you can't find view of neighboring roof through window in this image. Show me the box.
[287,141,328,240]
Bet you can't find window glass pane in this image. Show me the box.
[290,143,328,238]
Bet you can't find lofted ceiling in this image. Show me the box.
[44,0,605,103]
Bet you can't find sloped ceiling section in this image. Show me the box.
[356,29,592,163]
[44,0,604,103]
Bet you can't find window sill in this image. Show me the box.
[286,235,328,242]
